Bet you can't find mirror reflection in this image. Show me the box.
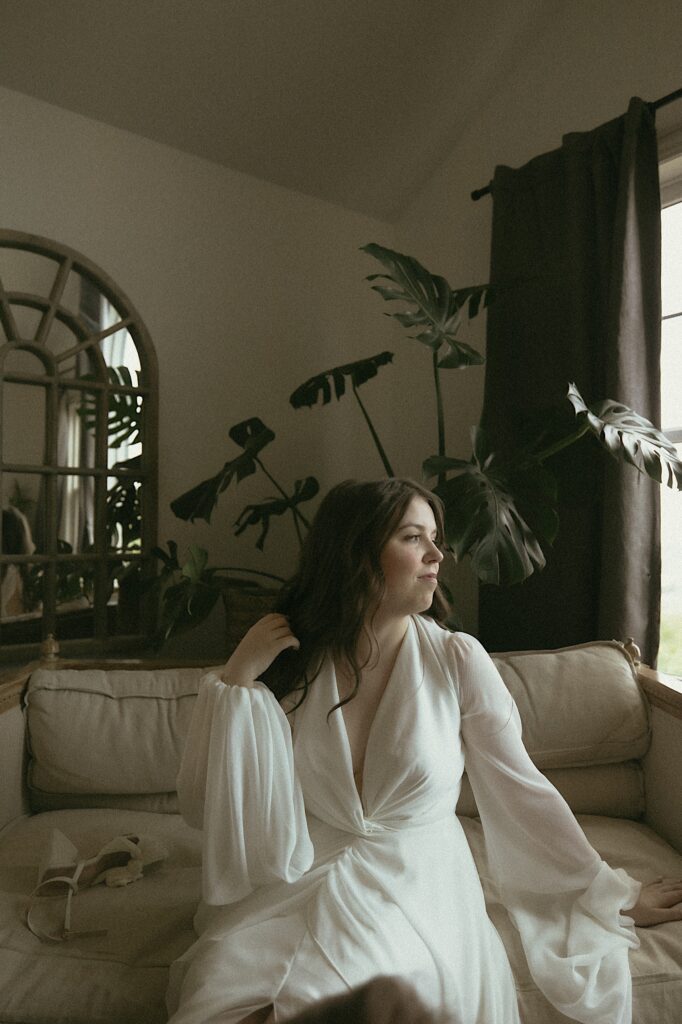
[0,231,153,650]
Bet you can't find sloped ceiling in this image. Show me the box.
[0,0,550,220]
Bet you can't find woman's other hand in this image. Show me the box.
[627,877,682,927]
[220,614,300,688]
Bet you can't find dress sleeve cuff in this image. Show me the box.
[507,861,640,1024]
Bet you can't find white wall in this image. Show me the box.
[396,0,682,631]
[1,86,442,655]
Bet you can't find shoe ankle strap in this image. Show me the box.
[26,875,107,944]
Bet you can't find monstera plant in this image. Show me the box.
[154,243,682,645]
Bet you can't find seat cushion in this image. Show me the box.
[461,814,682,1024]
[0,808,201,1024]
[3,809,680,1023]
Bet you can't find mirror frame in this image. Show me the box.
[0,229,158,660]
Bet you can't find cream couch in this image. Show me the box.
[0,640,681,1024]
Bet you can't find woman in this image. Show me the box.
[167,478,682,1024]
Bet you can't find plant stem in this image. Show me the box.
[533,423,591,463]
[254,456,310,546]
[352,385,395,476]
[432,351,446,487]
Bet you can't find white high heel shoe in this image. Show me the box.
[26,829,168,942]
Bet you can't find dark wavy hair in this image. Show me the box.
[261,478,450,712]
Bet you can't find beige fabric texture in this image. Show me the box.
[456,761,645,820]
[1,809,680,1024]
[0,808,201,1024]
[25,644,648,811]
[461,814,682,1024]
[491,642,650,769]
[25,667,217,804]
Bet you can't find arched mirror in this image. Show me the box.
[0,230,158,659]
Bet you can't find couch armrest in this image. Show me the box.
[640,666,682,854]
[0,664,34,832]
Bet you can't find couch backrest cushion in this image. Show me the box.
[26,667,214,812]
[456,761,645,820]
[491,641,650,769]
[25,641,650,816]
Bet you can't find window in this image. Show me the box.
[0,230,158,659]
[659,142,682,675]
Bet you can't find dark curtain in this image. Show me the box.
[479,98,662,664]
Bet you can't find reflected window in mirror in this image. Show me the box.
[0,230,158,659]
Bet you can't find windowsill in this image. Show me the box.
[638,665,682,719]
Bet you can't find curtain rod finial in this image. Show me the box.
[471,183,492,202]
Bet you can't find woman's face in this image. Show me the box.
[378,496,443,619]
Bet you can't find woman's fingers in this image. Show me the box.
[221,614,300,685]
[262,618,300,650]
[631,878,682,926]
[272,629,300,652]
[653,903,682,924]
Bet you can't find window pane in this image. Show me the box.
[2,345,49,376]
[659,442,682,675]
[106,476,142,553]
[2,381,46,466]
[108,559,143,635]
[661,314,682,432]
[659,198,682,675]
[107,391,143,466]
[7,304,44,343]
[56,474,95,553]
[1,472,46,554]
[59,389,98,470]
[662,201,682,319]
[0,562,44,643]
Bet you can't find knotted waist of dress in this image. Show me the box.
[307,808,459,841]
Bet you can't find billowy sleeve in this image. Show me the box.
[450,633,640,1024]
[177,672,313,906]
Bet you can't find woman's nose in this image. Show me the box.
[425,542,443,563]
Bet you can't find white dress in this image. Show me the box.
[166,616,640,1024]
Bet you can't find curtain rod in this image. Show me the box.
[470,86,682,201]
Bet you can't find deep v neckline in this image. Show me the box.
[334,620,411,811]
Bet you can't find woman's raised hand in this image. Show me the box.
[220,613,300,688]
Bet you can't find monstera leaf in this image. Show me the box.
[290,351,393,408]
[290,350,396,475]
[78,366,142,448]
[234,477,319,549]
[107,471,142,550]
[361,242,489,369]
[568,383,682,489]
[427,430,558,586]
[171,417,275,523]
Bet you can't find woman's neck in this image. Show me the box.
[355,612,410,670]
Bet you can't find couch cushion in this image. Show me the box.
[0,808,201,1024]
[461,814,682,1024]
[25,667,216,811]
[491,641,650,769]
[456,761,645,820]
